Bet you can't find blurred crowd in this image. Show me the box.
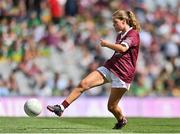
[0,0,179,97]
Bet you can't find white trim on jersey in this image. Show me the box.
[121,27,133,39]
[121,41,129,49]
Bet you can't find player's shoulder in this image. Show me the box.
[127,29,140,43]
[128,28,139,36]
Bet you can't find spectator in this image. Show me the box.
[48,0,63,24]
[0,74,10,96]
[6,70,19,95]
[65,0,79,17]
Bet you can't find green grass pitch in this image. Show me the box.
[0,117,180,133]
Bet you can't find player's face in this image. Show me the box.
[112,18,125,32]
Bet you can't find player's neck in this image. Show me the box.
[121,26,133,38]
[118,25,132,35]
[122,25,131,33]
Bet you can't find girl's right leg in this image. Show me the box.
[47,70,108,116]
[66,70,108,104]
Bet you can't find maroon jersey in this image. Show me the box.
[104,28,140,83]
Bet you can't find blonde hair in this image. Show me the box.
[112,10,141,32]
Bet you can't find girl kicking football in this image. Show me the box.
[47,9,141,129]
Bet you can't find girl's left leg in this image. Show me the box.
[107,88,127,129]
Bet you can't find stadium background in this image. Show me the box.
[0,0,180,117]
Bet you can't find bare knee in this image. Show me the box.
[77,80,90,93]
[107,104,117,113]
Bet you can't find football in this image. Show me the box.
[24,98,42,117]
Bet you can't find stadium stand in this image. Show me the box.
[0,0,179,97]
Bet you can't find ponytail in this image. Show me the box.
[126,11,141,32]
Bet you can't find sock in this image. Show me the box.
[59,105,65,111]
[61,100,70,110]
[118,116,124,122]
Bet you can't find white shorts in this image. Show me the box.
[97,66,131,90]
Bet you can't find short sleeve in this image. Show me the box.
[122,30,139,48]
